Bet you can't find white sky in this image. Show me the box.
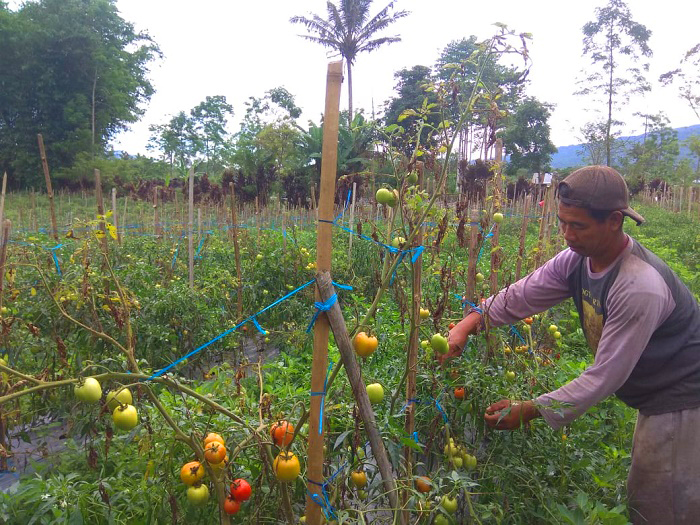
[107,0,699,155]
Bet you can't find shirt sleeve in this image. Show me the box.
[483,249,579,327]
[535,262,676,429]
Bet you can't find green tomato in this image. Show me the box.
[505,371,516,381]
[548,324,558,334]
[434,515,450,525]
[475,272,484,283]
[106,387,133,411]
[430,334,449,355]
[553,331,562,339]
[74,377,102,403]
[493,212,504,223]
[441,495,458,514]
[366,383,384,404]
[112,404,138,430]
[186,484,210,506]
[406,171,418,184]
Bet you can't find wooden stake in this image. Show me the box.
[403,163,423,522]
[229,182,243,318]
[315,272,399,515]
[489,139,503,294]
[153,187,160,237]
[122,196,128,239]
[348,181,357,259]
[465,209,479,307]
[515,197,530,281]
[305,61,342,525]
[111,188,121,245]
[37,134,58,240]
[188,169,194,289]
[0,173,6,246]
[94,169,108,254]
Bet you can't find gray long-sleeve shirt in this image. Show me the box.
[484,236,700,429]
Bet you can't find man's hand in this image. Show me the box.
[484,400,540,430]
[437,312,482,365]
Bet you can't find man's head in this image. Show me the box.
[556,166,644,258]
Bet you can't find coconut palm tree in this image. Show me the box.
[290,0,409,121]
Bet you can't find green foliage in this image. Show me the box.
[502,97,558,176]
[0,0,161,188]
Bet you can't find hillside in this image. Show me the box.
[551,124,700,169]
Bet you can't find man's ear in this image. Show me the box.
[609,211,624,231]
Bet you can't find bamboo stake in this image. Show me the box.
[111,188,121,245]
[229,182,243,318]
[348,181,357,260]
[37,134,58,240]
[489,139,503,294]
[94,169,108,254]
[315,272,400,515]
[153,187,160,237]
[0,173,6,246]
[188,169,194,289]
[465,209,479,307]
[403,163,423,523]
[0,219,9,472]
[122,196,128,239]
[305,60,342,525]
[515,197,530,281]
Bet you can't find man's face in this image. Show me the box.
[557,203,621,258]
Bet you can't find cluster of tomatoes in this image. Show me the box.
[73,378,138,431]
[270,420,301,482]
[179,432,252,514]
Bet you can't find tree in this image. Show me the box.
[577,120,623,166]
[576,0,652,167]
[502,97,557,176]
[435,36,528,162]
[148,112,199,179]
[189,95,234,173]
[0,0,160,187]
[620,112,678,186]
[290,0,409,121]
[382,65,441,155]
[660,44,700,121]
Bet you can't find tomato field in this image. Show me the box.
[0,165,697,525]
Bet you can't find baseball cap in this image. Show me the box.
[557,165,645,225]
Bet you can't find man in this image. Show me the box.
[443,166,700,524]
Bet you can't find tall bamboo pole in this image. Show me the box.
[305,60,343,525]
[111,188,121,245]
[37,134,58,240]
[402,162,423,523]
[0,173,6,246]
[347,181,357,259]
[489,139,503,293]
[229,182,243,318]
[94,169,108,254]
[188,169,194,289]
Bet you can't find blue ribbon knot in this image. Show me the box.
[306,294,337,333]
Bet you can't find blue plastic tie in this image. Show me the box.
[48,244,63,277]
[250,316,266,335]
[510,325,527,344]
[145,279,316,381]
[412,431,420,444]
[171,247,178,269]
[310,361,333,434]
[306,294,337,333]
[434,396,449,424]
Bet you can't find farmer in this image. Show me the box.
[442,165,700,524]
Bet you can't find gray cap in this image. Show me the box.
[558,165,645,225]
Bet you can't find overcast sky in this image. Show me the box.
[107,0,700,156]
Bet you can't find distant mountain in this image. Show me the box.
[551,124,700,169]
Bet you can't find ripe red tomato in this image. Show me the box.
[523,317,533,325]
[204,441,226,464]
[270,420,294,447]
[448,322,455,330]
[230,478,252,502]
[454,387,465,400]
[224,496,241,515]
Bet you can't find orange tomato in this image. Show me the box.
[350,470,367,488]
[274,452,301,482]
[448,322,455,330]
[270,420,295,447]
[415,476,432,493]
[353,332,378,358]
[204,441,227,464]
[180,461,205,485]
[454,387,466,400]
[523,317,533,325]
[203,432,225,447]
